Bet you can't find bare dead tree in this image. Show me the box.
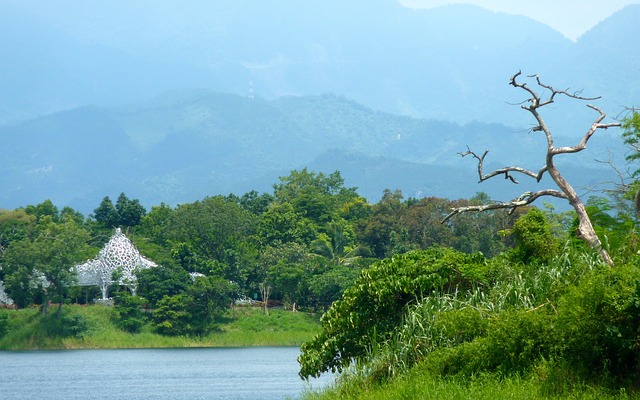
[442,71,621,266]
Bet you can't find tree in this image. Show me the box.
[258,241,311,308]
[24,199,59,223]
[621,110,640,179]
[442,72,620,266]
[356,189,405,258]
[33,216,92,316]
[115,192,146,227]
[235,190,274,215]
[152,294,193,336]
[259,282,271,316]
[2,239,40,308]
[311,221,368,266]
[256,202,317,246]
[187,275,236,334]
[508,208,559,264]
[168,196,256,261]
[0,209,36,261]
[93,193,147,229]
[112,292,146,333]
[136,262,191,306]
[3,215,91,315]
[273,169,360,225]
[93,196,119,228]
[620,111,640,213]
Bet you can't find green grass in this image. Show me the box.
[0,305,321,350]
[206,307,322,346]
[303,365,634,400]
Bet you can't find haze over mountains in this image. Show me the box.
[1,1,638,213]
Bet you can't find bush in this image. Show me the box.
[152,294,193,336]
[298,247,490,378]
[112,293,146,334]
[39,312,89,339]
[554,264,640,383]
[509,208,559,264]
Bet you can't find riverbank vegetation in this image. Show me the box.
[0,305,320,349]
[1,110,639,397]
[296,105,640,400]
[0,169,527,338]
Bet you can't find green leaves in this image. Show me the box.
[298,247,488,378]
[622,111,640,177]
[93,193,146,228]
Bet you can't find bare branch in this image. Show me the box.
[459,147,543,183]
[441,189,567,224]
[511,72,603,112]
[447,72,621,266]
[551,105,621,155]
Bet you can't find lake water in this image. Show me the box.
[0,347,334,400]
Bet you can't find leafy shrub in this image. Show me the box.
[509,208,559,264]
[63,314,90,339]
[554,264,640,383]
[39,312,89,339]
[298,247,489,378]
[152,294,193,336]
[112,293,146,334]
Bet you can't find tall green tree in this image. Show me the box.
[356,189,405,258]
[93,196,119,228]
[622,111,640,178]
[257,202,317,246]
[273,169,359,225]
[24,199,59,223]
[115,192,146,227]
[168,196,256,260]
[3,215,91,315]
[32,216,92,316]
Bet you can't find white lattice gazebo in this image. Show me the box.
[74,228,157,300]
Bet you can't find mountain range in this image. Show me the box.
[0,1,637,213]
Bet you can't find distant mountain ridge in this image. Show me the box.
[0,2,638,129]
[0,2,635,212]
[0,92,624,213]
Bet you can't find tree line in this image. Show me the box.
[1,107,638,338]
[0,170,529,329]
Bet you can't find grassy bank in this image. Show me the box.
[303,365,632,400]
[0,305,321,350]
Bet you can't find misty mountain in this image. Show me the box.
[0,92,624,213]
[1,2,638,131]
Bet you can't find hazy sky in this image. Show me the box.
[398,0,640,40]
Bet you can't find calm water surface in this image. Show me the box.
[0,347,334,400]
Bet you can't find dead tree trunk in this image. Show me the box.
[442,71,620,266]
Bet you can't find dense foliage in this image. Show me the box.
[299,192,640,396]
[3,162,640,398]
[298,247,489,378]
[0,169,521,333]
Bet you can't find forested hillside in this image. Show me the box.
[0,92,623,212]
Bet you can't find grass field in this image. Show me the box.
[0,305,322,350]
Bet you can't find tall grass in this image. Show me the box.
[303,369,631,400]
[303,244,631,399]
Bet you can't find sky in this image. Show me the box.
[398,0,640,40]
